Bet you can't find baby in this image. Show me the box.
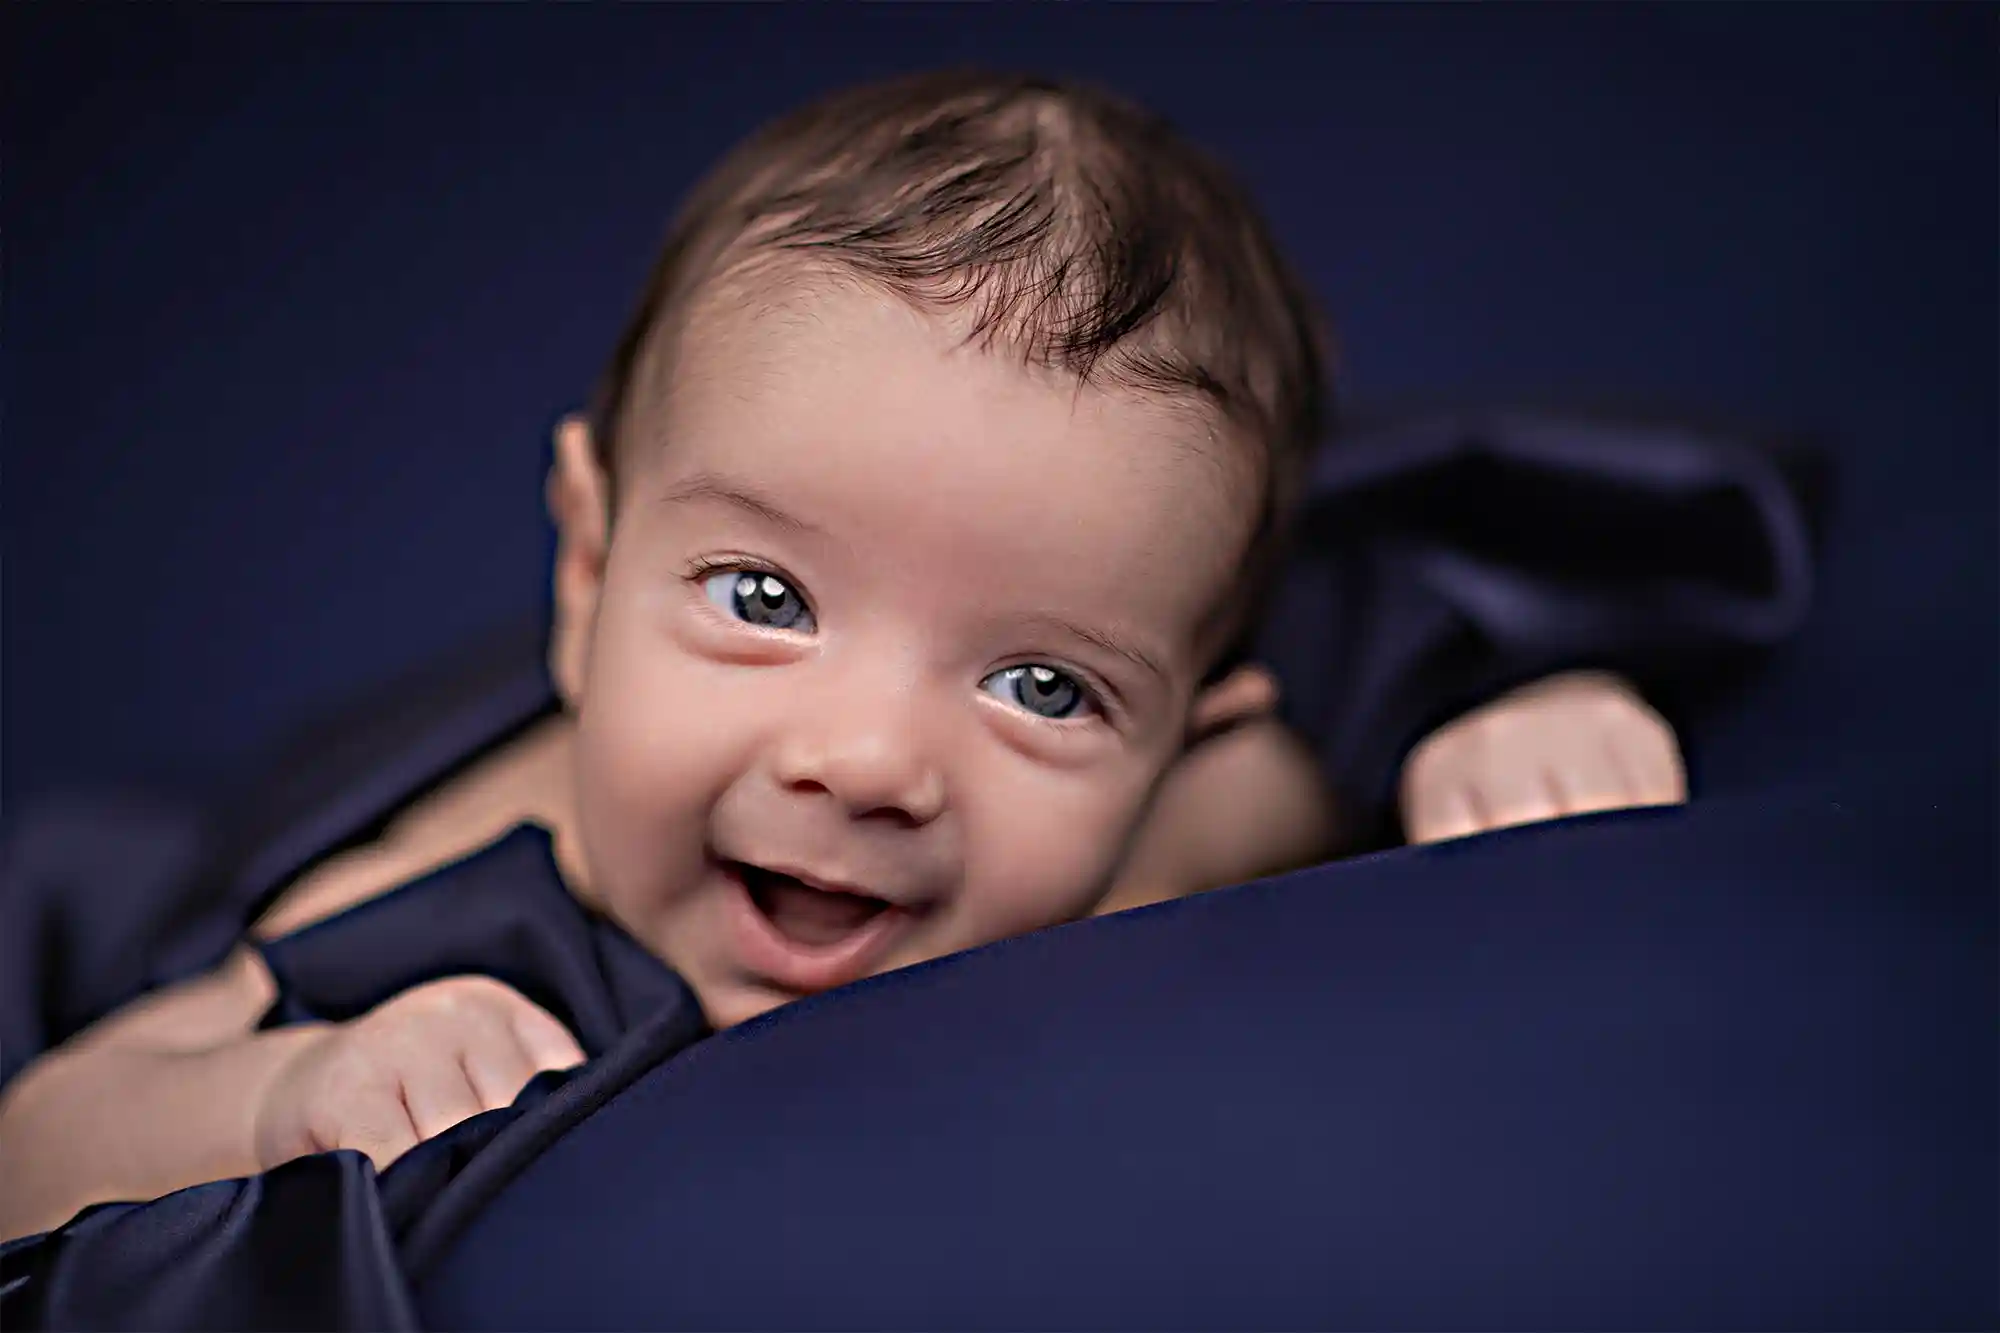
[0,71,1682,1239]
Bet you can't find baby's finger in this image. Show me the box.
[457,1032,543,1113]
[1404,780,1482,844]
[398,1056,489,1141]
[323,1084,422,1170]
[446,986,585,1111]
[1608,727,1688,807]
[1545,745,1646,817]
[398,993,542,1112]
[1468,762,1564,834]
[505,995,587,1075]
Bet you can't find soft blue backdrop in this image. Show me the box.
[5,4,1993,806]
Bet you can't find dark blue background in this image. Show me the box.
[5,4,1993,809]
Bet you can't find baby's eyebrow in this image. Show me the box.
[1022,614,1167,688]
[657,473,825,537]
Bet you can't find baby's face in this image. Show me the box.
[567,278,1257,1028]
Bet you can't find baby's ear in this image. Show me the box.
[547,415,612,708]
[1185,664,1280,747]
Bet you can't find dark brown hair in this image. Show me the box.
[587,69,1333,664]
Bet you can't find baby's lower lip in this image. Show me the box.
[720,862,913,994]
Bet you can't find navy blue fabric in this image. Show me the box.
[0,790,212,1089]
[1260,411,1817,838]
[0,1153,420,1333]
[0,827,712,1332]
[422,748,1997,1329]
[9,750,1991,1328]
[0,1007,711,1333]
[255,825,695,1060]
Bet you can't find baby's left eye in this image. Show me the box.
[980,664,1095,721]
[702,569,815,632]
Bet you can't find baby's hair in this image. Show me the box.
[587,69,1332,666]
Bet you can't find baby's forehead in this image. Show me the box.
[665,263,1247,473]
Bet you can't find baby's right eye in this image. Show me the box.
[702,569,816,633]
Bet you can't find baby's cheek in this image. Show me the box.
[958,776,1141,939]
[581,591,742,812]
[573,670,727,919]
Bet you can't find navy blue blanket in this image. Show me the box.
[7,746,1991,1329]
[420,747,1996,1329]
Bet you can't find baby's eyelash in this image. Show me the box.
[683,554,803,602]
[1070,680,1119,726]
[685,554,780,581]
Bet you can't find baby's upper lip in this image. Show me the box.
[735,859,908,908]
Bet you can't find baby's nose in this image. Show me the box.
[770,685,945,828]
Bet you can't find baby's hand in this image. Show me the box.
[253,975,584,1173]
[1399,670,1687,844]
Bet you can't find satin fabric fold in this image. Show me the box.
[1,827,711,1332]
[255,825,694,1058]
[1259,412,1818,840]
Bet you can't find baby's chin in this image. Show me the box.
[687,933,963,1031]
[695,980,801,1031]
[688,947,922,1031]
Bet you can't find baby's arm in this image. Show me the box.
[0,946,313,1239]
[1100,669,1686,911]
[0,949,580,1241]
[1100,715,1339,913]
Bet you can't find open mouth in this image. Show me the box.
[733,863,893,950]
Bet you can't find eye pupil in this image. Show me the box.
[1007,665,1081,718]
[712,569,809,630]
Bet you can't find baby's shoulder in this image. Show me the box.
[254,718,576,942]
[252,836,452,940]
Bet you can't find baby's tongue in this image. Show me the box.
[754,873,886,947]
